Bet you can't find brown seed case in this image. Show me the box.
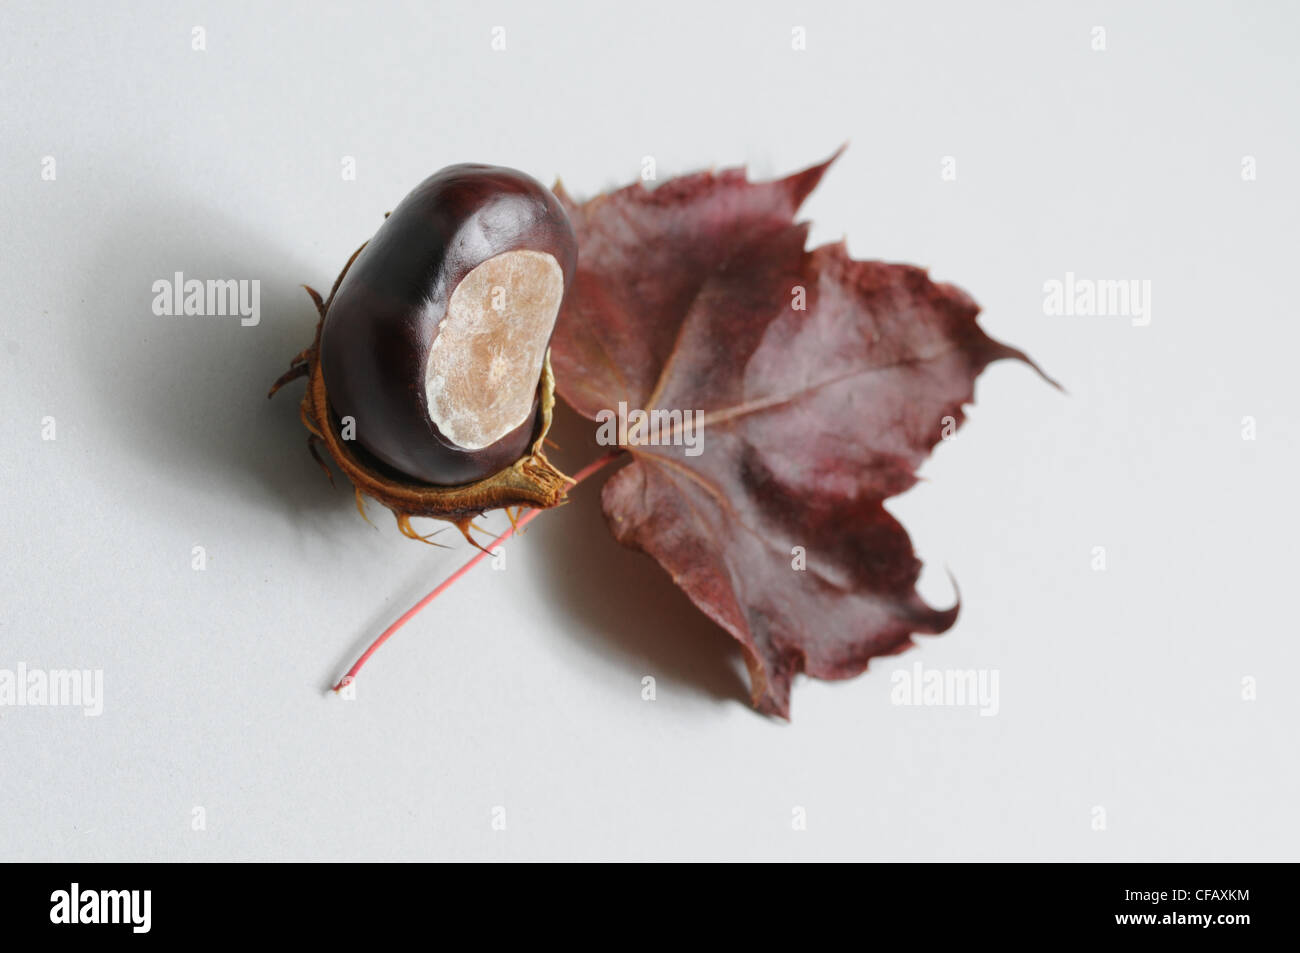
[319,164,578,486]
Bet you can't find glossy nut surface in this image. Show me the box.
[320,164,578,486]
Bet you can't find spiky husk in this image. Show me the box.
[268,242,572,547]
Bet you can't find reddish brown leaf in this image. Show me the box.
[551,153,1051,718]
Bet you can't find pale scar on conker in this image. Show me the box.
[268,164,578,547]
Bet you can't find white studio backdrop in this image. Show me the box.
[0,0,1296,860]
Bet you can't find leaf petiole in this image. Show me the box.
[331,450,625,693]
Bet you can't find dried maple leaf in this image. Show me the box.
[550,151,1051,718]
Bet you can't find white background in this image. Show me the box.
[2,1,1296,861]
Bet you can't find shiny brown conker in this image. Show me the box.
[321,164,577,486]
[269,165,577,544]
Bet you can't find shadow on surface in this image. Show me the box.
[77,188,750,711]
[533,403,751,712]
[76,188,355,532]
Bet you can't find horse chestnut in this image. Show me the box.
[323,164,576,485]
[269,164,577,542]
